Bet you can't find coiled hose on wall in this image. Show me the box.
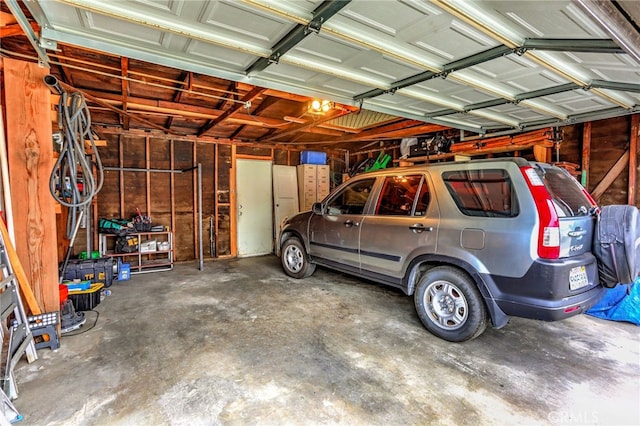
[45,75,104,239]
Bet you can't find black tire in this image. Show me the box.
[594,205,640,286]
[280,237,316,279]
[414,266,487,342]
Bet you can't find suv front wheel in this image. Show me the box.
[414,266,487,342]
[281,237,316,279]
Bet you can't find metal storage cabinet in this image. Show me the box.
[297,164,330,211]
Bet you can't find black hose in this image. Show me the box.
[45,75,104,239]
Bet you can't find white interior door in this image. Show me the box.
[236,159,273,257]
[272,165,299,249]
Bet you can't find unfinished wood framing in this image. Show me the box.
[230,144,237,257]
[192,143,198,260]
[629,114,638,205]
[581,121,591,188]
[591,151,630,200]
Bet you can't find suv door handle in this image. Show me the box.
[344,220,359,228]
[568,229,587,237]
[409,224,433,233]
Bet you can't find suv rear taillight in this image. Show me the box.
[521,166,560,259]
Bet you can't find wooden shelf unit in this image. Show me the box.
[99,231,174,274]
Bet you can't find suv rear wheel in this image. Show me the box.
[281,237,316,279]
[414,266,487,342]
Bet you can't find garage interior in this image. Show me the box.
[0,0,639,424]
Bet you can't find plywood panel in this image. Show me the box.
[236,145,271,156]
[274,149,290,165]
[217,205,231,256]
[4,58,59,312]
[174,211,194,261]
[590,116,629,206]
[123,170,147,218]
[218,144,231,204]
[196,142,215,217]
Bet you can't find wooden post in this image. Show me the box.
[3,58,59,313]
[581,121,591,189]
[629,114,638,206]
[230,144,237,257]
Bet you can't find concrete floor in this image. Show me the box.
[12,255,640,425]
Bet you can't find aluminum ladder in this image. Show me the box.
[0,227,37,402]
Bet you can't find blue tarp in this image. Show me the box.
[586,278,640,325]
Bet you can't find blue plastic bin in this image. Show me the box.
[300,151,327,165]
[117,259,131,281]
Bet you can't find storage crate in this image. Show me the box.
[68,283,104,311]
[117,260,131,281]
[79,250,101,259]
[62,280,91,291]
[140,240,157,253]
[300,150,327,165]
[63,258,114,288]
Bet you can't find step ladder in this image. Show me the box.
[0,227,37,404]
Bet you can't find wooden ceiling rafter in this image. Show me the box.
[213,81,238,110]
[197,86,266,137]
[81,93,346,133]
[55,81,179,135]
[229,95,281,140]
[54,46,76,91]
[0,21,38,38]
[197,80,238,136]
[261,107,352,142]
[1,34,460,149]
[165,71,191,129]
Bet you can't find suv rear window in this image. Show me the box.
[535,165,593,217]
[443,169,518,217]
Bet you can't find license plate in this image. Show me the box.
[569,266,588,290]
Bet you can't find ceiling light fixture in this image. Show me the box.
[310,99,333,113]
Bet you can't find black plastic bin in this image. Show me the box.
[63,258,114,288]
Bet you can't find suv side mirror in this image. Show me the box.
[312,202,323,215]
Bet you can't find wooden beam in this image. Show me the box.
[197,87,266,136]
[89,93,287,126]
[262,108,351,141]
[230,145,237,257]
[166,71,191,129]
[230,96,282,139]
[0,219,42,315]
[0,22,39,38]
[119,135,125,218]
[591,150,630,200]
[581,121,591,188]
[4,58,59,313]
[56,81,180,135]
[121,57,130,130]
[629,114,638,205]
[145,136,151,216]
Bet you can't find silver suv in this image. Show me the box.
[279,157,613,342]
